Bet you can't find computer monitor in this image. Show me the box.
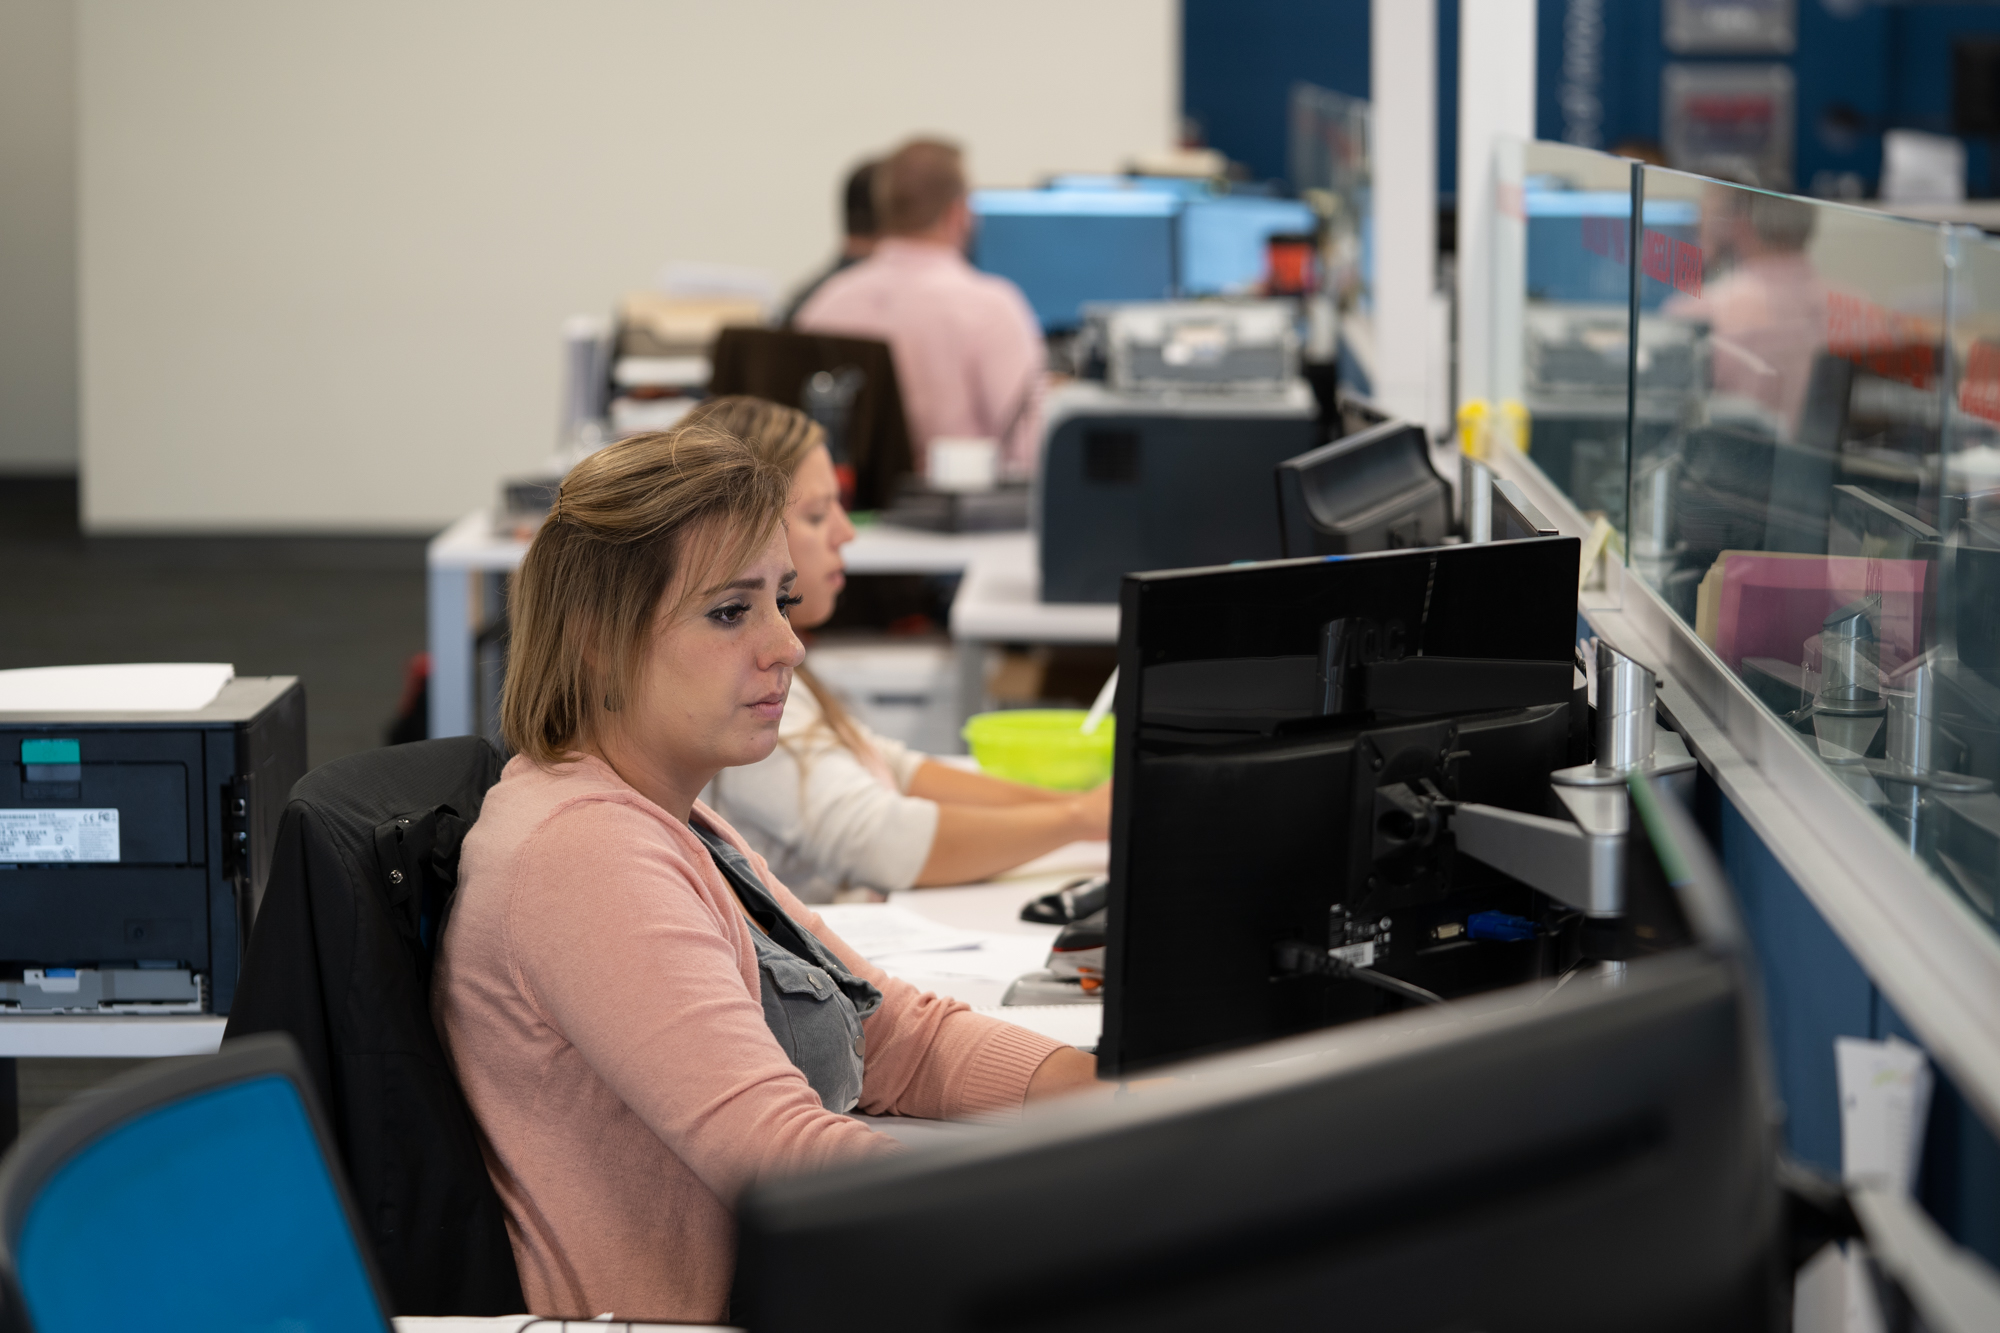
[1274,420,1453,556]
[1099,538,1591,1075]
[1492,477,1561,541]
[1178,197,1320,297]
[1045,174,1211,199]
[970,191,1179,332]
[733,782,1785,1333]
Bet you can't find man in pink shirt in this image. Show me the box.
[796,138,1046,478]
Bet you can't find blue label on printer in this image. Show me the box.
[20,739,80,765]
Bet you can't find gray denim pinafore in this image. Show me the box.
[692,823,879,1113]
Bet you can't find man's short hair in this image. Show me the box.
[843,160,879,239]
[875,138,967,236]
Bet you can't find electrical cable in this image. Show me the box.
[1273,941,1446,1006]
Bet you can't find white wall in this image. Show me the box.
[1456,0,1536,408]
[0,0,79,474]
[78,0,1178,532]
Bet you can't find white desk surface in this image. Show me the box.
[947,538,1119,645]
[878,839,1106,1023]
[426,510,1016,578]
[0,1015,226,1058]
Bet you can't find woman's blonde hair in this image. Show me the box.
[682,395,871,759]
[501,425,790,765]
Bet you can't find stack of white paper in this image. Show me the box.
[0,663,235,712]
[812,903,1059,1005]
[811,904,986,959]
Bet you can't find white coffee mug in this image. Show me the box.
[926,437,1000,493]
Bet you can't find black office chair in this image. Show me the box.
[226,736,521,1316]
[0,1033,395,1332]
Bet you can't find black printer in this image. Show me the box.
[0,676,305,1016]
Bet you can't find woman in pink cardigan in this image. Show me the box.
[432,424,1098,1321]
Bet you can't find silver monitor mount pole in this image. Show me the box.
[1439,642,1695,918]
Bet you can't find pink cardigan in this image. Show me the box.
[433,754,1062,1320]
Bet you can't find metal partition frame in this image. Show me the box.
[1490,351,2000,1145]
[1481,144,2000,1137]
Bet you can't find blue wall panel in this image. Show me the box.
[1181,0,1459,199]
[1875,1000,2000,1266]
[1183,0,1372,185]
[1710,788,1873,1175]
[1696,770,2000,1266]
[1187,0,2000,199]
[1534,0,2000,195]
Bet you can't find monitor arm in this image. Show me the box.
[1391,643,1699,919]
[1450,788,1629,918]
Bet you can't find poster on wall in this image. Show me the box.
[1664,0,1795,54]
[1662,63,1796,190]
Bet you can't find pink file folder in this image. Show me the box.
[1709,552,1929,676]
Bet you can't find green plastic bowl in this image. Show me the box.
[961,709,1114,790]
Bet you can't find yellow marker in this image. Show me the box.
[1456,399,1491,460]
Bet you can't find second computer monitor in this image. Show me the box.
[1178,196,1320,297]
[1274,420,1453,557]
[1100,538,1589,1076]
[969,190,1178,333]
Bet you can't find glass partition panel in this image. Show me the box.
[1492,140,1638,534]
[1629,166,1996,919]
[1938,232,2000,927]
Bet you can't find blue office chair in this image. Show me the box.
[0,1033,393,1333]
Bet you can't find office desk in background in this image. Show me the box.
[428,516,1119,740]
[0,1016,229,1149]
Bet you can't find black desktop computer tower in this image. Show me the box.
[0,677,306,1016]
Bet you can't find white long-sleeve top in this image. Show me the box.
[706,682,940,903]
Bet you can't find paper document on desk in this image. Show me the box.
[874,932,1054,983]
[811,904,986,958]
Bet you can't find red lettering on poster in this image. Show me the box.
[1640,229,1702,296]
[1825,291,1936,390]
[1960,340,2000,424]
[1641,228,1672,284]
[1673,238,1703,297]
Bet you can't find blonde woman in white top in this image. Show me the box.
[694,397,1110,902]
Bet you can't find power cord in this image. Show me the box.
[1273,941,1446,1007]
